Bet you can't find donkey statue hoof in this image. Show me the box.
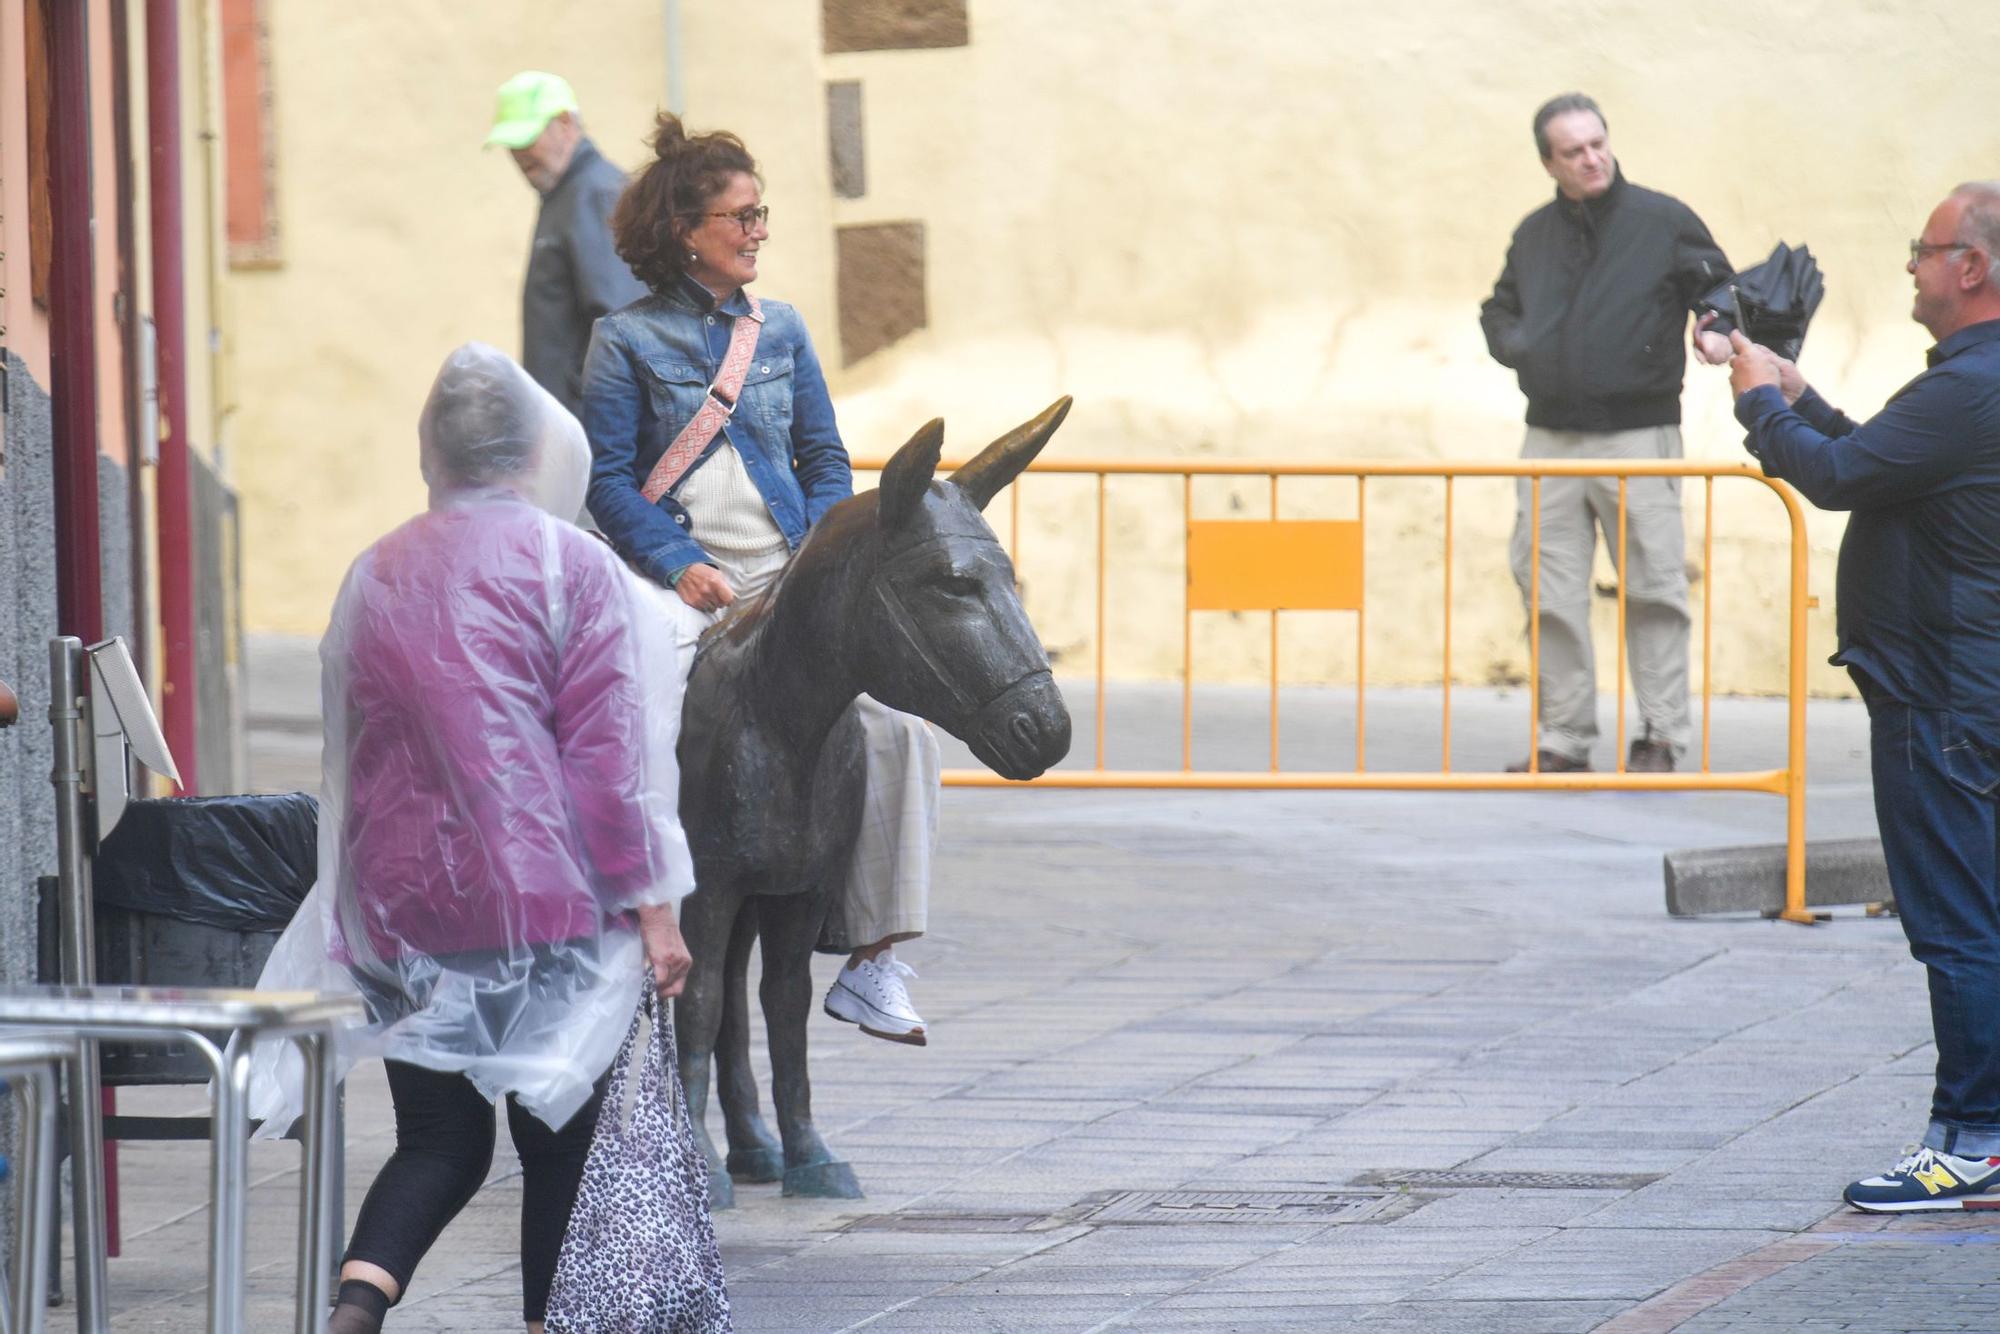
[708,1166,737,1211]
[726,1144,785,1183]
[782,1159,863,1199]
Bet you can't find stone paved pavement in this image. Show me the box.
[66,640,2000,1331]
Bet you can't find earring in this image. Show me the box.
[687,250,699,263]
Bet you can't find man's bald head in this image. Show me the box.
[1909,184,2000,340]
[1952,181,2000,262]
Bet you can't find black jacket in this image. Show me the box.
[523,139,648,416]
[1480,171,1729,431]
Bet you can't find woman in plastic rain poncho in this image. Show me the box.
[252,343,697,1334]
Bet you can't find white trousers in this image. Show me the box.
[647,547,938,947]
[1508,424,1692,762]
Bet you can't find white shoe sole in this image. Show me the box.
[1846,1192,2000,1213]
[824,984,927,1046]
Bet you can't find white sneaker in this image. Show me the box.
[824,951,927,1046]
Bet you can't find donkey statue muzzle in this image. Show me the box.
[963,670,1070,780]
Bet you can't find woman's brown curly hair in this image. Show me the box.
[613,113,761,294]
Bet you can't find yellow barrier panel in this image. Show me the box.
[1187,520,1364,611]
[848,456,1815,925]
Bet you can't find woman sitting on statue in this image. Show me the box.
[580,113,937,1044]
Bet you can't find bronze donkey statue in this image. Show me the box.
[673,399,1075,1204]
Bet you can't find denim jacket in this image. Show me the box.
[581,277,852,586]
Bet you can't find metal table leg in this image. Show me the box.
[328,1086,346,1293]
[292,1033,336,1331]
[207,1037,254,1334]
[7,1062,60,1334]
[0,996,363,1334]
[63,1039,108,1334]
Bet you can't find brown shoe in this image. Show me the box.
[1627,737,1676,772]
[1505,749,1592,773]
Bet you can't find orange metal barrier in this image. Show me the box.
[851,456,1815,923]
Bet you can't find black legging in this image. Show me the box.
[343,1060,610,1323]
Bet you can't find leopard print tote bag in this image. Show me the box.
[545,981,731,1332]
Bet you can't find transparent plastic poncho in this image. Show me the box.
[251,343,694,1134]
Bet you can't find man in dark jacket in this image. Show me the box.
[1730,182,2000,1212]
[486,71,647,419]
[1480,93,1731,773]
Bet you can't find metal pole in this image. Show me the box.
[110,0,154,694]
[1781,486,1814,924]
[149,0,199,793]
[49,0,105,649]
[48,638,109,1331]
[48,0,125,1264]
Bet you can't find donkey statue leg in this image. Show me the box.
[716,904,784,1183]
[673,880,749,1209]
[756,886,862,1198]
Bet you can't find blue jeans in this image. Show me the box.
[1861,672,2000,1156]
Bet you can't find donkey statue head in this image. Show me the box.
[804,398,1074,781]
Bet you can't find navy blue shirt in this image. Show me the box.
[1735,319,2000,738]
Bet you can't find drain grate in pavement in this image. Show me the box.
[1358,1168,1662,1191]
[841,1212,1048,1234]
[1084,1189,1397,1225]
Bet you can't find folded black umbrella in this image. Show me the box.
[1697,241,1825,361]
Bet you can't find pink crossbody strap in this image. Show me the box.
[639,293,765,504]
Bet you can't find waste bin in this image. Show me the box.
[88,793,316,1084]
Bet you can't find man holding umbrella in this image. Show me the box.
[1481,93,1732,773]
[1730,182,2000,1212]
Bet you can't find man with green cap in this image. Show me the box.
[487,71,646,418]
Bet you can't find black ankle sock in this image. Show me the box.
[328,1278,392,1333]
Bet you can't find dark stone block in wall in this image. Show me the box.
[823,0,968,53]
[828,81,865,199]
[837,222,927,366]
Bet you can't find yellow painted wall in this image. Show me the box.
[231,1,2000,701]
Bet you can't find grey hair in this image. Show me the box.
[418,344,541,488]
[1952,181,2000,262]
[1533,93,1605,159]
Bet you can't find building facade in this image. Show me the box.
[0,0,244,995]
[229,2,2000,700]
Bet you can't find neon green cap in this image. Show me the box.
[485,71,578,150]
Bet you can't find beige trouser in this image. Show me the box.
[646,545,938,947]
[1509,424,1691,763]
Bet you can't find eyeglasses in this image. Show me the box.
[1911,239,1974,262]
[705,204,770,234]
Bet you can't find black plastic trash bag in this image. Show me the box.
[1698,241,1826,362]
[93,793,317,932]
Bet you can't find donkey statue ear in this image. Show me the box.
[879,417,946,532]
[947,397,1073,512]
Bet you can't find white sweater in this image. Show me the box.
[680,440,789,578]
